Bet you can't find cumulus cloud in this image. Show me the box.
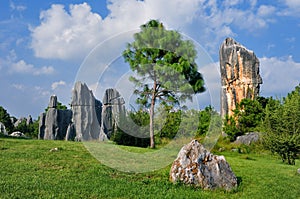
[10,59,54,75]
[30,1,276,61]
[51,80,66,90]
[260,56,300,97]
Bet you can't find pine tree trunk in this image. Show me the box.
[149,81,157,149]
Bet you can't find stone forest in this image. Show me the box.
[1,37,299,194]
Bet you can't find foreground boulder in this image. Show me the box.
[170,140,238,190]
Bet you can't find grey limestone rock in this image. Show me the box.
[49,95,57,108]
[39,95,72,140]
[170,140,238,190]
[65,123,76,141]
[220,37,262,117]
[0,122,7,135]
[14,117,26,127]
[10,131,26,137]
[26,115,33,125]
[43,108,72,140]
[71,81,106,141]
[38,113,46,139]
[101,88,125,139]
[235,132,260,145]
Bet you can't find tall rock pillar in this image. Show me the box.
[219,38,262,117]
[71,81,107,141]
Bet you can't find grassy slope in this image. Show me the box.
[0,138,299,199]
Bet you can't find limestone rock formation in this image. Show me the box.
[14,117,26,127]
[71,81,106,141]
[39,96,72,140]
[65,123,75,141]
[220,37,262,117]
[0,122,7,135]
[26,115,33,126]
[38,113,46,139]
[170,140,238,190]
[38,82,125,141]
[234,132,260,145]
[101,88,125,139]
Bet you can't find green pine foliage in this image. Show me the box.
[123,19,205,148]
[0,106,14,133]
[111,110,150,148]
[262,85,300,165]
[223,98,264,141]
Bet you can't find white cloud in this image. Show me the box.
[51,81,66,90]
[12,83,25,91]
[30,3,105,60]
[260,56,300,97]
[279,0,300,16]
[30,1,276,61]
[257,5,276,16]
[10,59,54,75]
[9,0,26,11]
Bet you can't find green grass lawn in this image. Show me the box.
[0,138,299,199]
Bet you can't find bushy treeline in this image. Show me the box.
[0,106,39,138]
[111,105,218,147]
[223,84,300,165]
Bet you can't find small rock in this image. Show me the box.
[10,131,26,138]
[297,168,300,175]
[50,147,59,152]
[235,132,260,145]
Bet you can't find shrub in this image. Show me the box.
[262,85,300,165]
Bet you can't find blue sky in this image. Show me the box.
[0,0,299,119]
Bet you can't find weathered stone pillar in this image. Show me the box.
[219,38,262,117]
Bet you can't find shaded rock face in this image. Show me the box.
[39,96,72,140]
[170,140,238,190]
[71,82,106,141]
[101,88,125,139]
[65,123,76,141]
[38,113,46,139]
[235,132,259,145]
[0,122,7,135]
[220,37,262,117]
[26,115,33,126]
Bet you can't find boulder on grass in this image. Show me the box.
[235,132,259,145]
[10,131,26,138]
[170,139,238,190]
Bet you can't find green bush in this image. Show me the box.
[223,98,264,141]
[111,110,150,148]
[262,85,300,165]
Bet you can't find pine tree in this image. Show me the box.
[123,20,205,148]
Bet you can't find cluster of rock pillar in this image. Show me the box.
[38,82,125,141]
